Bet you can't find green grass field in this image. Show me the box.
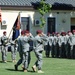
[0,51,75,75]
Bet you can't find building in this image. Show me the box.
[0,0,75,37]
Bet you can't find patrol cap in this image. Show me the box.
[3,31,6,34]
[52,32,55,35]
[67,31,71,33]
[47,32,50,36]
[36,30,42,34]
[21,30,25,35]
[24,30,29,33]
[61,32,65,35]
[55,32,59,35]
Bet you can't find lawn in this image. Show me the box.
[0,51,75,75]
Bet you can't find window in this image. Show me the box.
[21,17,29,31]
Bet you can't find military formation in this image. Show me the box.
[0,29,75,73]
[45,30,75,59]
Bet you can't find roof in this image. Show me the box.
[0,0,75,10]
[0,0,75,7]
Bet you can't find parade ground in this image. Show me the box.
[0,51,75,75]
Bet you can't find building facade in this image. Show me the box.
[0,0,75,37]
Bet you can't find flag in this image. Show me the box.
[12,13,20,40]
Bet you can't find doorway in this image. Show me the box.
[47,17,55,33]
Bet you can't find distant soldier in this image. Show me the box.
[71,30,75,59]
[47,33,53,57]
[45,32,50,57]
[32,30,47,73]
[1,31,8,63]
[52,32,57,58]
[68,31,73,59]
[56,32,61,58]
[60,32,67,58]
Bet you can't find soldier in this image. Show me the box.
[22,30,34,72]
[71,30,75,59]
[66,31,72,59]
[68,31,73,59]
[47,33,53,57]
[51,32,57,58]
[14,30,25,71]
[0,35,2,52]
[9,38,18,62]
[44,32,50,57]
[32,30,47,73]
[56,32,61,58]
[1,31,8,63]
[60,32,67,58]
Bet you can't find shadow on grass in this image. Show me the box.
[6,69,35,73]
[0,61,12,63]
[6,68,23,72]
[0,61,3,63]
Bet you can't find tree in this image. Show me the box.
[37,0,52,27]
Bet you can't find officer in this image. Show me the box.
[1,31,8,63]
[32,30,47,73]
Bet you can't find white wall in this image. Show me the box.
[0,10,75,37]
[55,12,71,33]
[0,11,19,37]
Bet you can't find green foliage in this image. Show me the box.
[37,0,52,27]
[40,17,46,27]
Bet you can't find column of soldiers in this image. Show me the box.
[45,30,75,59]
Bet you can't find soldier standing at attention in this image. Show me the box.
[56,32,61,58]
[47,33,53,57]
[68,31,73,59]
[60,32,67,58]
[32,30,47,73]
[1,31,8,63]
[66,31,72,59]
[71,30,75,59]
[52,32,57,58]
